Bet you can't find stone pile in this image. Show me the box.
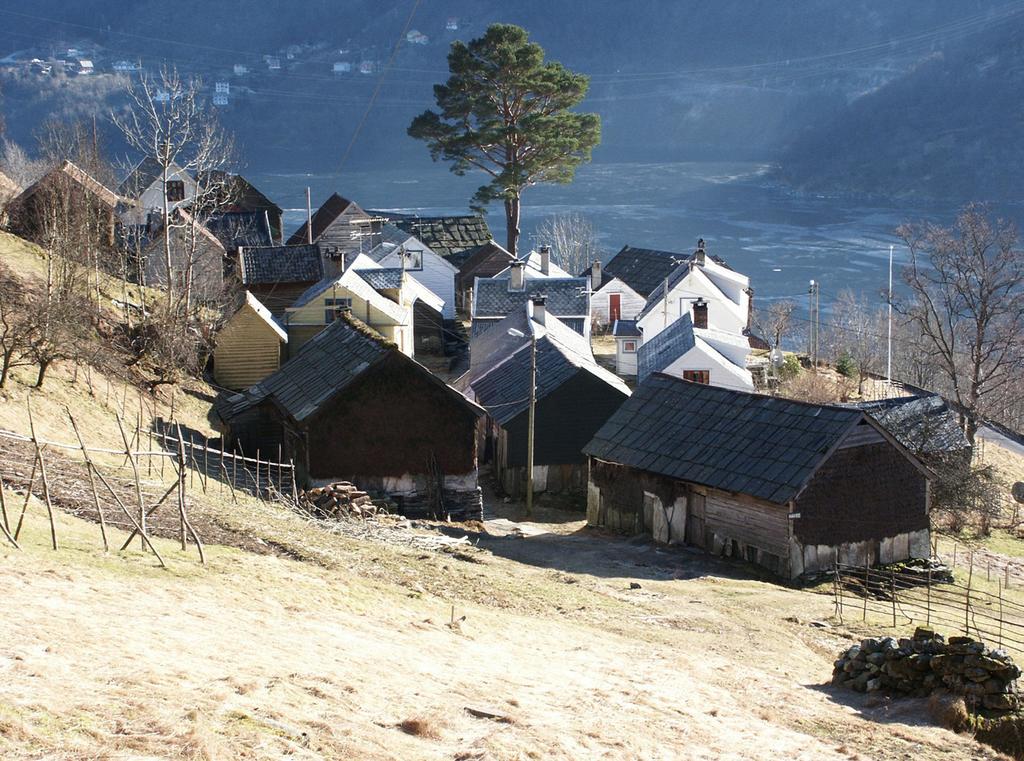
[300,482,382,519]
[833,628,1022,711]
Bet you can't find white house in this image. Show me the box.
[233,64,249,76]
[215,81,230,94]
[636,240,750,343]
[611,319,641,376]
[117,158,197,225]
[361,225,457,319]
[636,314,754,392]
[587,245,696,327]
[333,61,352,74]
[494,246,572,280]
[471,262,591,339]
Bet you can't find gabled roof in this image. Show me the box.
[466,309,629,425]
[200,171,282,215]
[472,276,589,320]
[16,160,120,209]
[356,267,404,291]
[852,395,971,455]
[239,244,323,285]
[370,211,493,258]
[118,157,186,198]
[603,245,690,299]
[363,230,458,272]
[288,266,407,323]
[286,193,364,245]
[637,314,696,382]
[206,210,274,250]
[584,375,877,505]
[238,290,287,342]
[447,240,516,270]
[349,255,446,313]
[635,258,746,325]
[215,313,482,423]
[612,319,641,338]
[496,250,573,279]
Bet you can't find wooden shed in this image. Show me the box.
[213,291,287,391]
[212,313,485,519]
[584,374,932,579]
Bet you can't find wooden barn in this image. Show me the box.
[447,240,516,314]
[286,193,378,278]
[212,313,485,519]
[584,374,932,579]
[212,291,287,391]
[459,299,631,498]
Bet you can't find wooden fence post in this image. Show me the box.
[27,398,57,550]
[13,454,38,541]
[203,436,210,495]
[175,424,205,564]
[290,459,298,503]
[67,410,109,552]
[1007,565,1012,590]
[890,568,897,628]
[966,552,974,636]
[999,579,1004,649]
[926,567,932,627]
[0,475,19,549]
[863,564,869,622]
[835,558,844,623]
[116,415,148,552]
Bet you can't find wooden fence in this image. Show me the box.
[833,562,1024,658]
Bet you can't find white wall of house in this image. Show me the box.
[638,265,749,342]
[370,239,457,319]
[660,337,754,392]
[121,165,197,225]
[592,278,646,326]
[615,336,639,376]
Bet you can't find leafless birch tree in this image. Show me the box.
[532,211,602,276]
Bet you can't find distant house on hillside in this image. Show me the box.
[237,243,323,316]
[446,240,516,313]
[458,298,630,497]
[471,263,591,338]
[584,375,932,578]
[8,160,119,247]
[212,313,485,520]
[112,60,141,72]
[636,313,754,390]
[213,291,287,391]
[333,61,352,74]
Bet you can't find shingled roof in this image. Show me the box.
[117,156,167,197]
[637,314,696,382]
[287,193,363,245]
[371,212,492,258]
[239,244,323,285]
[472,277,589,320]
[584,375,879,504]
[214,313,481,424]
[356,267,404,291]
[206,211,274,250]
[603,245,689,298]
[852,395,971,456]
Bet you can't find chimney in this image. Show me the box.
[746,286,754,330]
[539,245,551,275]
[531,295,546,326]
[323,247,345,278]
[693,297,708,329]
[510,261,525,291]
[694,238,706,266]
[591,260,602,291]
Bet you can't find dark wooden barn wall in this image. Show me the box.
[794,442,929,546]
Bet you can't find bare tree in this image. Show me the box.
[0,138,46,189]
[532,211,602,276]
[0,265,34,387]
[831,289,886,395]
[754,299,796,352]
[896,204,1024,445]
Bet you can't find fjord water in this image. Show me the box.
[258,161,977,313]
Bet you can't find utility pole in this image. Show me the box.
[306,187,313,245]
[808,279,820,365]
[886,244,894,388]
[526,329,537,518]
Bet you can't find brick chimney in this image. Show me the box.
[510,261,525,291]
[693,238,706,266]
[591,260,602,291]
[693,297,708,329]
[539,245,551,275]
[531,295,546,326]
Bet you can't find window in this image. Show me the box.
[165,180,185,202]
[401,248,423,271]
[622,340,637,353]
[682,370,710,384]
[324,297,352,323]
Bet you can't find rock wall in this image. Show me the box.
[832,628,1022,711]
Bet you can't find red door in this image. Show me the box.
[609,293,621,322]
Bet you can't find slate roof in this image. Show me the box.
[584,374,868,504]
[852,395,971,455]
[473,277,589,320]
[214,313,483,424]
[637,314,695,382]
[370,212,492,258]
[117,156,167,197]
[201,171,282,216]
[603,245,690,298]
[17,160,121,209]
[467,310,629,425]
[206,210,274,250]
[447,240,516,272]
[239,244,323,285]
[612,319,641,338]
[287,193,362,245]
[356,267,404,291]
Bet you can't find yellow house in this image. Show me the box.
[213,291,288,390]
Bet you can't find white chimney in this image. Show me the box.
[539,245,551,275]
[510,261,525,291]
[531,295,546,326]
[591,260,602,291]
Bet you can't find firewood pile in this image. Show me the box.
[299,482,385,519]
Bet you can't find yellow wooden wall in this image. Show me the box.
[213,305,283,390]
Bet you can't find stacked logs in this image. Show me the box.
[300,482,383,520]
[833,627,1022,711]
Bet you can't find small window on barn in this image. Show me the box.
[682,370,710,384]
[622,340,637,353]
[165,180,185,202]
[324,297,352,323]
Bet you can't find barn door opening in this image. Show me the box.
[609,293,621,322]
[686,489,706,547]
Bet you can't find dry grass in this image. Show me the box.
[398,717,443,739]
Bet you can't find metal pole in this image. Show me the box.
[526,332,536,517]
[886,244,893,387]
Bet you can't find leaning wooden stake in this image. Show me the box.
[67,410,109,552]
[118,480,179,551]
[116,415,148,552]
[13,452,38,540]
[175,424,205,564]
[89,466,166,568]
[0,475,19,549]
[27,398,57,550]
